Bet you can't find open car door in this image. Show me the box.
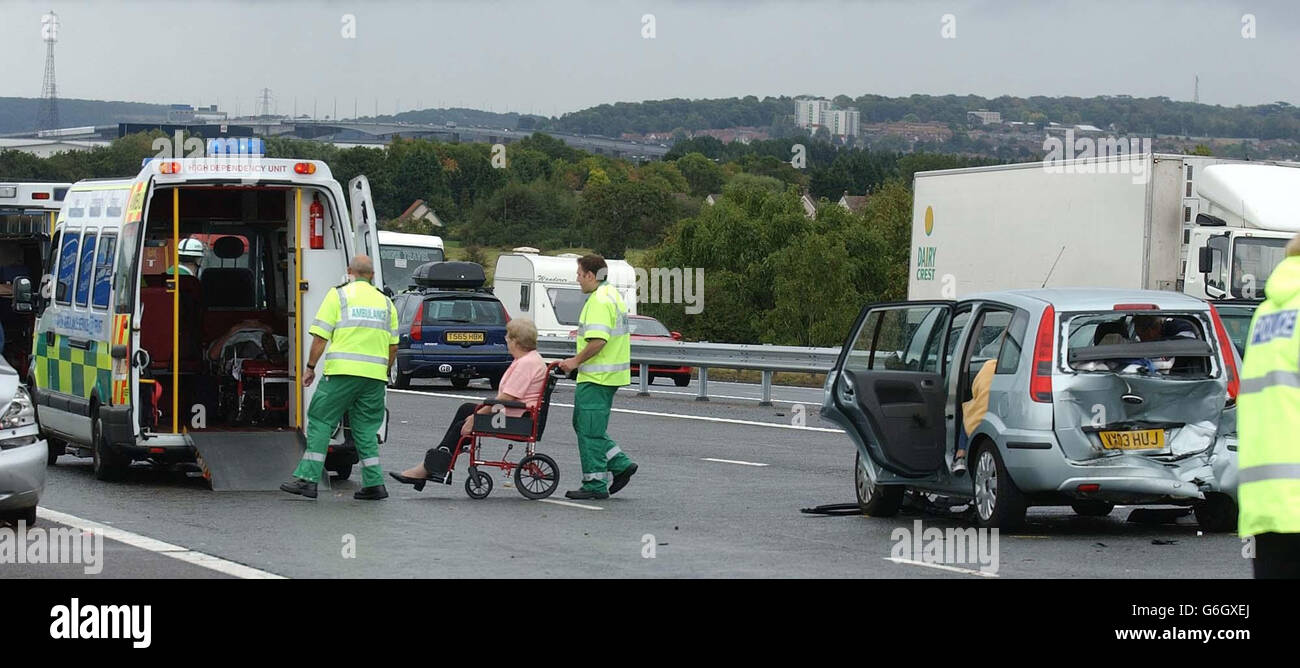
[831,301,953,478]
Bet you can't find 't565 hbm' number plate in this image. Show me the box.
[1099,429,1165,450]
[445,331,485,344]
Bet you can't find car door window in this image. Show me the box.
[846,305,950,373]
[995,309,1030,374]
[943,309,973,386]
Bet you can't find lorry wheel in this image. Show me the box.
[388,364,410,389]
[973,443,1027,529]
[1070,501,1115,517]
[855,451,903,517]
[673,374,690,387]
[1194,492,1238,533]
[451,377,470,390]
[91,416,129,482]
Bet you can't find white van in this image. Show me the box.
[493,251,637,338]
[378,230,444,292]
[20,153,385,488]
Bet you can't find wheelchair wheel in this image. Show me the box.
[514,454,559,500]
[465,469,493,499]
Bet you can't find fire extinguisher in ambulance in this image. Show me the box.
[309,194,325,249]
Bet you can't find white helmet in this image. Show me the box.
[178,238,206,259]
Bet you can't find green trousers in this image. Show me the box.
[573,382,634,493]
[293,373,387,487]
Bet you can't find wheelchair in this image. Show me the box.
[444,362,564,500]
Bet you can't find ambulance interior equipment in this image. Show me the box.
[0,182,68,375]
[134,188,302,433]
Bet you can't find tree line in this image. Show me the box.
[1,130,986,345]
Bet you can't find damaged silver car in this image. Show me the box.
[820,288,1241,531]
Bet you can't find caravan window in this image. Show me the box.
[55,232,79,304]
[75,231,97,307]
[380,245,445,291]
[547,287,587,326]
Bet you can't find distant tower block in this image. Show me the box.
[36,9,60,131]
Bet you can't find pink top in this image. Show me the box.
[498,350,548,417]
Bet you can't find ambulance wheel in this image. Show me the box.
[91,416,129,482]
[465,469,492,499]
[855,451,903,517]
[4,505,37,527]
[1194,492,1238,533]
[451,377,470,390]
[330,464,353,481]
[515,454,559,500]
[389,364,410,389]
[46,437,66,465]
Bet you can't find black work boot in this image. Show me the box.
[609,463,639,495]
[354,485,389,500]
[280,478,318,499]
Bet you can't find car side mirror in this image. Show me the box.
[12,277,34,313]
[1197,246,1214,274]
[671,331,682,340]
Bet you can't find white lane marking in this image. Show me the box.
[388,389,845,433]
[36,508,285,579]
[701,457,769,467]
[539,499,603,511]
[883,557,999,578]
[556,381,809,405]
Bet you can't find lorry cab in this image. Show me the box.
[1185,164,1300,302]
[22,153,385,487]
[493,251,637,338]
[0,181,69,377]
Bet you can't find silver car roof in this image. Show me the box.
[962,287,1212,313]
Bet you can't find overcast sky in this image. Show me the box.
[2,0,1297,117]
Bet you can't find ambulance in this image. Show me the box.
[17,147,387,488]
[0,181,69,384]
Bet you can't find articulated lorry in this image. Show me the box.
[908,154,1300,304]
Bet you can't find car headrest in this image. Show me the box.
[213,236,245,259]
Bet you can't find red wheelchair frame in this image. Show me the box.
[445,362,563,500]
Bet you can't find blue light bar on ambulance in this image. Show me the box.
[206,137,265,156]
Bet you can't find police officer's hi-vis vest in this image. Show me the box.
[576,281,631,386]
[308,278,399,382]
[1237,255,1300,537]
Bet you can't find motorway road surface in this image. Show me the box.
[9,377,1251,579]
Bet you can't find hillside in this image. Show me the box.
[0,97,172,134]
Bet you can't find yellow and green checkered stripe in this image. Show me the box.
[34,334,113,403]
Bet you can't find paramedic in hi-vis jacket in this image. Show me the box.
[282,255,398,501]
[558,255,639,500]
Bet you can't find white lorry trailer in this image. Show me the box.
[908,154,1300,303]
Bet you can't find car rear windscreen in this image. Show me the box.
[1065,312,1213,377]
[423,297,505,326]
[629,318,670,337]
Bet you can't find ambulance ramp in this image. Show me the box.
[192,431,304,491]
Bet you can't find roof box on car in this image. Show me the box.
[412,261,486,289]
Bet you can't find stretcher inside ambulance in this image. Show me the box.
[27,156,385,487]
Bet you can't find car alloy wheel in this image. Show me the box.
[974,449,998,521]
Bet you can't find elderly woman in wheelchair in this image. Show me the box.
[389,317,553,492]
